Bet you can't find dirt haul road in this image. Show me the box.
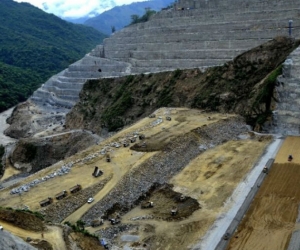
[227,136,300,250]
[0,109,230,214]
[117,137,271,250]
[0,108,272,250]
[0,220,66,250]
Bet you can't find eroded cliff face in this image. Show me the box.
[7,130,99,174]
[66,37,300,134]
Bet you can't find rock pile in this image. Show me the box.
[81,116,248,225]
[41,175,112,223]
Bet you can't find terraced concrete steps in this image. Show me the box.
[29,0,300,110]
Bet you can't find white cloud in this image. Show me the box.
[13,0,147,18]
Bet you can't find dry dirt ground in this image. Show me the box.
[227,136,300,250]
[0,108,230,212]
[0,219,66,250]
[115,136,271,249]
[0,108,272,249]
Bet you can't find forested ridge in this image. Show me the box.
[0,0,107,112]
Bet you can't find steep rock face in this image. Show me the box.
[66,37,300,133]
[272,46,300,134]
[0,230,36,250]
[0,209,45,232]
[7,130,99,174]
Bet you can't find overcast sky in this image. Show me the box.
[13,0,146,18]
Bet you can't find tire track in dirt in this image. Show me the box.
[227,162,300,250]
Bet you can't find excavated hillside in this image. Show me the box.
[0,207,106,250]
[8,130,99,174]
[66,37,300,134]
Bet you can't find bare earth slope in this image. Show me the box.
[0,108,273,249]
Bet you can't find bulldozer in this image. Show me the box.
[141,201,154,209]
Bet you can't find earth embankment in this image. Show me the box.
[228,136,300,250]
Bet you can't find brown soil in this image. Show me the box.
[0,108,272,249]
[136,184,200,221]
[0,208,45,231]
[117,136,271,250]
[70,232,105,250]
[31,240,53,250]
[0,220,66,250]
[227,136,300,250]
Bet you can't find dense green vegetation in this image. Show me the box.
[64,221,97,238]
[0,0,107,112]
[130,8,157,25]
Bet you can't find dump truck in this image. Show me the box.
[39,197,53,207]
[92,166,103,177]
[55,190,68,200]
[70,184,81,194]
[106,154,111,162]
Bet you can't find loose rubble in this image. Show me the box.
[81,117,249,225]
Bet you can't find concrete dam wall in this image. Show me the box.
[30,0,300,110]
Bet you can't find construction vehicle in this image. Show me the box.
[141,201,154,209]
[223,232,230,240]
[171,206,178,216]
[55,190,68,200]
[129,137,136,143]
[91,218,104,227]
[70,184,82,194]
[92,166,103,177]
[109,218,121,225]
[39,197,53,207]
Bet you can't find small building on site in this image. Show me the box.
[70,184,82,194]
[39,197,53,207]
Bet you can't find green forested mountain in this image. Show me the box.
[0,0,107,112]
